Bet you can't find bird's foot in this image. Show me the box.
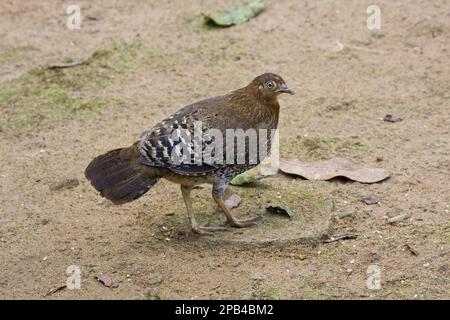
[226,215,262,228]
[192,224,230,235]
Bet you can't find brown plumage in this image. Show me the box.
[85,73,294,234]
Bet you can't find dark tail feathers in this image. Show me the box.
[85,143,160,204]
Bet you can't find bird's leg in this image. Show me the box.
[180,185,229,235]
[213,186,235,214]
[212,183,261,228]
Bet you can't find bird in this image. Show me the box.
[85,73,294,235]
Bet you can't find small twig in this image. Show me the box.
[47,60,87,70]
[44,284,66,297]
[85,15,98,21]
[404,244,419,256]
[323,234,357,243]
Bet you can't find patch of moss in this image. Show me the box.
[0,45,40,64]
[186,35,262,65]
[143,292,161,300]
[325,49,361,61]
[0,42,143,131]
[0,78,109,131]
[170,176,332,231]
[422,220,450,243]
[251,284,282,300]
[303,288,323,299]
[248,179,332,227]
[281,135,373,160]
[443,222,450,243]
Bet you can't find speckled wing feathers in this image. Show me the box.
[138,90,277,178]
[138,96,228,176]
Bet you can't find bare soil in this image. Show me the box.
[0,0,449,299]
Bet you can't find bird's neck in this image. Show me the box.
[228,89,280,129]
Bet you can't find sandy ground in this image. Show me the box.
[0,0,449,299]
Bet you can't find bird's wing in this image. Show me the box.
[138,96,233,176]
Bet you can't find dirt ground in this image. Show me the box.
[0,0,449,299]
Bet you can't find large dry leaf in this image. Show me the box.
[279,156,390,183]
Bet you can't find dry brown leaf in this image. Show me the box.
[279,156,390,183]
[224,188,241,209]
[266,206,293,218]
[383,114,402,122]
[95,274,118,288]
[363,195,380,205]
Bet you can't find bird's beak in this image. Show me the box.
[278,83,295,95]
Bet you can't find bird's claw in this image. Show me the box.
[192,224,231,235]
[192,216,262,234]
[226,215,262,228]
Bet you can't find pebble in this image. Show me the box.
[250,272,267,281]
[144,288,159,297]
[149,274,163,286]
[335,211,354,218]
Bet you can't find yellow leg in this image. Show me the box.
[180,185,229,235]
[212,192,261,228]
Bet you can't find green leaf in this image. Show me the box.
[204,0,266,27]
[230,173,257,186]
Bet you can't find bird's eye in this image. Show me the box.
[265,81,276,90]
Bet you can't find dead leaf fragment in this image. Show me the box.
[266,206,293,218]
[383,114,403,122]
[363,195,379,205]
[95,274,118,288]
[279,156,390,183]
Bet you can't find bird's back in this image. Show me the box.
[138,88,279,178]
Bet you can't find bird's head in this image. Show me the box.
[248,73,295,100]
